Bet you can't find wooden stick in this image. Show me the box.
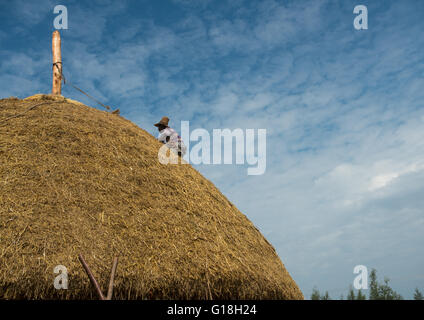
[78,254,105,300]
[106,257,119,300]
[52,30,62,95]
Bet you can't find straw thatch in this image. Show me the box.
[0,94,303,300]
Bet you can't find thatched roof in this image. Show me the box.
[0,94,303,300]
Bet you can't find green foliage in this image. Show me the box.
[346,285,366,300]
[368,268,403,300]
[321,291,331,300]
[312,269,413,300]
[347,285,356,300]
[413,288,423,300]
[310,287,331,300]
[375,277,403,300]
[311,287,321,300]
[369,268,379,300]
[356,289,366,300]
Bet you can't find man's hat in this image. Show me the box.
[154,116,169,127]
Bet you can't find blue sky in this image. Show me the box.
[1,0,424,299]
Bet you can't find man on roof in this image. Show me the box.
[154,116,187,157]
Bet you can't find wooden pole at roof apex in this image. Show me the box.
[52,30,62,95]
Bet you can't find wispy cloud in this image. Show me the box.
[1,0,423,299]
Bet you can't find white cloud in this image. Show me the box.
[12,0,55,26]
[1,0,424,299]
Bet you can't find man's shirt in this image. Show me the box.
[158,127,180,149]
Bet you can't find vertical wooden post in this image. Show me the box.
[52,30,62,95]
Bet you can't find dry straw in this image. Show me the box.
[0,94,303,300]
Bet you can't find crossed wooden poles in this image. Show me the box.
[78,254,119,300]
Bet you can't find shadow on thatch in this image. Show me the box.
[0,94,304,300]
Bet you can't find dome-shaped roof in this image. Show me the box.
[0,94,303,299]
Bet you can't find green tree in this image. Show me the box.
[368,269,403,300]
[312,269,409,301]
[378,277,403,300]
[413,288,423,300]
[347,285,356,300]
[346,284,366,300]
[311,287,321,300]
[356,289,366,300]
[369,269,379,300]
[310,287,332,300]
[321,291,331,300]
